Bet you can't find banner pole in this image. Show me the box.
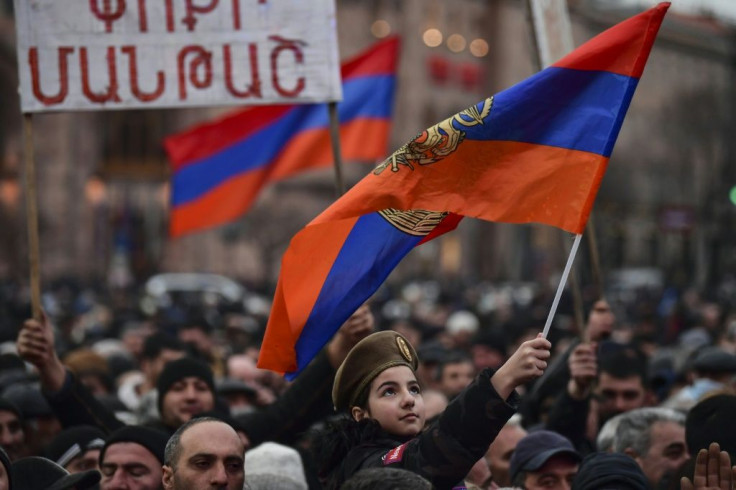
[327,101,345,196]
[22,113,42,321]
[586,213,603,298]
[542,233,583,338]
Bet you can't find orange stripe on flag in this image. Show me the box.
[314,141,609,235]
[170,167,270,237]
[269,119,391,180]
[259,216,360,372]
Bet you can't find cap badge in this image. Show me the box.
[396,336,412,362]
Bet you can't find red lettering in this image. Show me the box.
[166,0,175,31]
[137,0,148,31]
[182,0,218,31]
[269,36,306,98]
[177,46,213,100]
[232,0,241,30]
[80,47,122,103]
[224,43,261,98]
[28,47,73,106]
[122,46,165,102]
[89,0,126,33]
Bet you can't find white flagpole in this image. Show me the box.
[542,233,583,338]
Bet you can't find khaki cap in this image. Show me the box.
[332,331,419,411]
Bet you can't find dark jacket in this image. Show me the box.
[44,349,337,441]
[236,349,335,447]
[316,368,518,490]
[545,387,596,455]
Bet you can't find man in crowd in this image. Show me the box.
[435,351,475,400]
[485,414,527,487]
[520,298,616,426]
[509,430,581,490]
[0,399,24,461]
[546,342,650,453]
[153,358,216,433]
[45,425,106,473]
[131,332,186,423]
[99,425,169,490]
[162,417,244,490]
[610,407,689,489]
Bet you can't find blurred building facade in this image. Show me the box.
[0,0,734,292]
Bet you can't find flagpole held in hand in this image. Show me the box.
[542,233,583,339]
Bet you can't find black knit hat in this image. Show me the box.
[572,452,648,490]
[686,394,736,458]
[99,426,170,465]
[45,425,106,467]
[156,357,215,413]
[0,446,11,490]
[10,456,100,490]
[0,397,22,422]
[332,331,418,411]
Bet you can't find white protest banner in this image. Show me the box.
[13,0,342,112]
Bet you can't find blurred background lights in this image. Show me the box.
[423,28,443,47]
[447,33,466,53]
[371,19,391,38]
[729,185,736,206]
[469,38,489,57]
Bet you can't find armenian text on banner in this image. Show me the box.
[13,0,342,112]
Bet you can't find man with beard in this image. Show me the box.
[545,343,650,454]
[162,417,244,490]
[520,299,616,426]
[610,407,689,489]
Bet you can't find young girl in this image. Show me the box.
[313,330,551,489]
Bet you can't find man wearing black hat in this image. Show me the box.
[509,430,581,490]
[2,383,61,458]
[46,425,106,474]
[572,452,648,490]
[0,399,25,462]
[154,358,216,432]
[98,425,169,490]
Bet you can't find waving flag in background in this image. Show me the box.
[258,4,670,378]
[164,37,400,237]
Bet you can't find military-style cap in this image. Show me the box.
[332,331,419,411]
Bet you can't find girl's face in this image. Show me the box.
[352,366,425,438]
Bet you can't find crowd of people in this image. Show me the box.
[0,274,735,489]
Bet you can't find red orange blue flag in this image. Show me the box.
[164,37,400,237]
[258,4,670,377]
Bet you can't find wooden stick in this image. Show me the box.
[586,212,603,299]
[22,113,42,320]
[328,101,345,196]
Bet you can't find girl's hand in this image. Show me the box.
[491,333,551,399]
